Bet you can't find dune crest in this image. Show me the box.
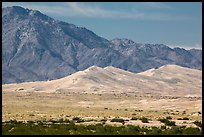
[2,65,202,97]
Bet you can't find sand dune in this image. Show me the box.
[2,65,202,122]
[2,64,202,97]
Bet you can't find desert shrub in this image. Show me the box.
[166,116,172,120]
[131,117,138,120]
[72,117,80,121]
[169,126,182,134]
[182,127,201,135]
[158,118,176,126]
[177,118,183,120]
[177,117,189,120]
[110,118,124,123]
[72,117,85,123]
[193,121,202,128]
[127,125,140,132]
[10,120,18,124]
[165,121,175,126]
[161,125,166,129]
[140,117,149,123]
[49,119,57,123]
[64,119,70,123]
[100,119,107,122]
[182,117,189,120]
[76,119,85,123]
[2,120,202,135]
[148,128,162,134]
[58,118,64,123]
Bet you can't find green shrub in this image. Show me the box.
[166,116,172,120]
[182,117,189,120]
[100,119,107,122]
[158,118,176,126]
[161,125,166,129]
[64,119,70,123]
[72,117,80,121]
[58,118,64,123]
[140,117,149,123]
[177,117,189,120]
[2,120,202,135]
[131,117,138,120]
[76,119,85,123]
[177,118,183,120]
[110,118,124,123]
[182,127,201,135]
[193,121,202,128]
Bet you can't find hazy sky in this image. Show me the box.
[2,2,202,50]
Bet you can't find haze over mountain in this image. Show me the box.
[2,6,202,84]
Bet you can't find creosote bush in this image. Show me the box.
[158,118,176,126]
[166,116,172,120]
[131,117,138,120]
[72,117,80,121]
[110,118,125,123]
[140,117,149,123]
[193,121,202,128]
[2,120,202,135]
[177,117,189,120]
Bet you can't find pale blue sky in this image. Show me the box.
[2,2,202,49]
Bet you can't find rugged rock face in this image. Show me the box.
[110,38,202,71]
[2,6,202,84]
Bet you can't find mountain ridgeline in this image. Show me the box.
[2,6,202,84]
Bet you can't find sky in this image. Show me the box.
[2,2,202,50]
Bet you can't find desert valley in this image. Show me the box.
[2,65,202,129]
[2,4,202,135]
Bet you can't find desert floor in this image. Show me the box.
[2,90,202,127]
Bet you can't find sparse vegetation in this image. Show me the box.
[100,119,107,122]
[72,117,80,121]
[166,116,172,120]
[72,117,84,123]
[193,121,202,128]
[110,118,125,123]
[182,117,189,120]
[158,118,176,126]
[140,117,149,123]
[177,117,189,120]
[2,120,202,135]
[131,117,138,120]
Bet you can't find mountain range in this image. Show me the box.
[2,6,202,84]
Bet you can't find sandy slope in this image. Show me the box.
[2,65,202,124]
[3,64,202,97]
